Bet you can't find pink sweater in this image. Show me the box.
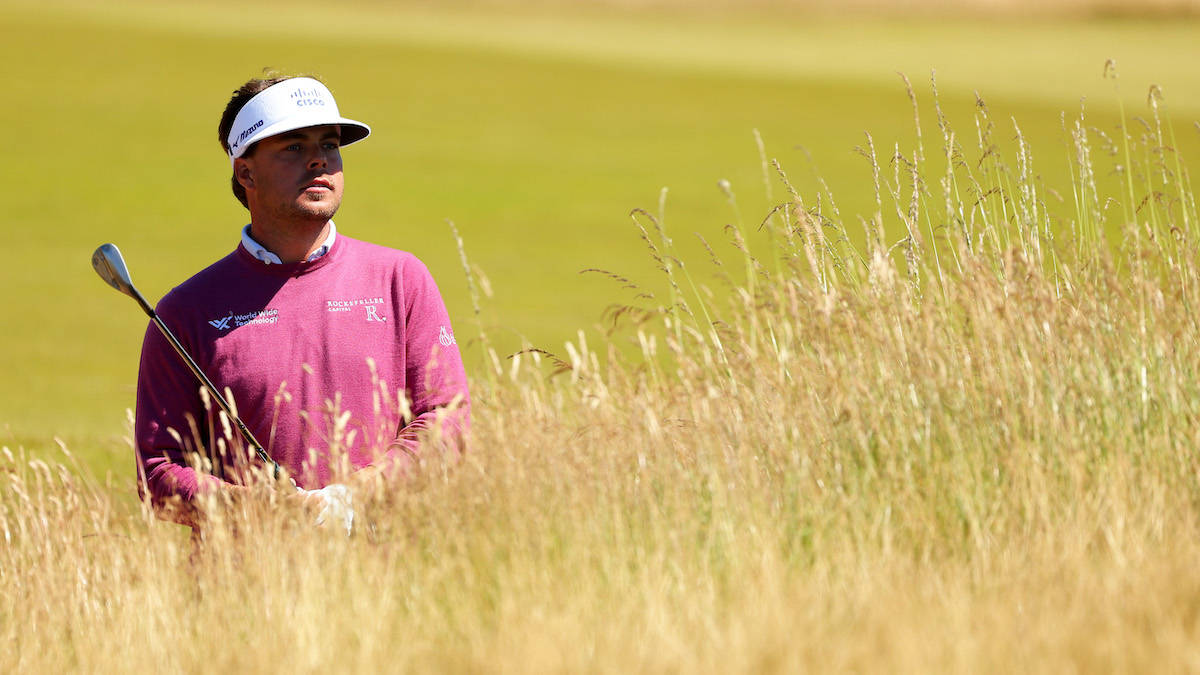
[134,234,469,509]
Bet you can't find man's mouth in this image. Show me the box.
[304,178,334,192]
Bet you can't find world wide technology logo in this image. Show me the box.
[207,308,279,331]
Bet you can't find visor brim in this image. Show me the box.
[230,117,372,162]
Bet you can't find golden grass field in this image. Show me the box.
[338,0,1200,15]
[7,41,1200,668]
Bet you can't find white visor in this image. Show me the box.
[226,77,371,164]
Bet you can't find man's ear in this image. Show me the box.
[234,158,255,191]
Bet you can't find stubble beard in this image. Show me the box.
[283,191,342,226]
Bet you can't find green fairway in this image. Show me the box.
[3,0,1198,480]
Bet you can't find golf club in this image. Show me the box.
[91,242,287,482]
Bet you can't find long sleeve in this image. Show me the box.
[378,258,471,475]
[133,315,226,523]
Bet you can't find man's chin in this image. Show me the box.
[292,198,341,222]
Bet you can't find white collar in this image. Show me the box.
[241,222,337,265]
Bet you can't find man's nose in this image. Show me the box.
[307,152,327,170]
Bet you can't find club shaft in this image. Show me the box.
[136,290,280,477]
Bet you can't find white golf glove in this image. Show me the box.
[301,483,354,536]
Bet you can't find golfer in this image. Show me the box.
[134,75,470,531]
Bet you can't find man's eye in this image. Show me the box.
[286,144,301,151]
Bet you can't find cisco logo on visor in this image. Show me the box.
[291,87,327,107]
[226,76,372,164]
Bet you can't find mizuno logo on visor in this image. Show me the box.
[230,119,264,151]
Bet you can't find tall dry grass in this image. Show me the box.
[5,72,1200,672]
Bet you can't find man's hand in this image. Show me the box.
[299,484,355,536]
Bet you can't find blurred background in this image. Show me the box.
[3,0,1198,480]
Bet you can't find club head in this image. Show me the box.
[92,243,136,297]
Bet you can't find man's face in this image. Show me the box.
[239,125,344,224]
